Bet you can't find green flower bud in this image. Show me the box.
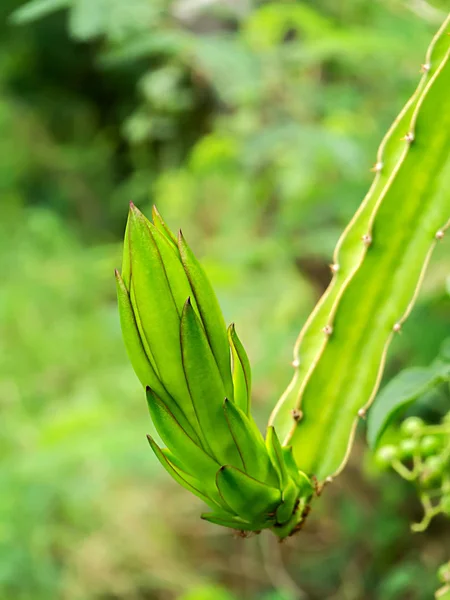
[420,435,442,457]
[398,438,419,460]
[400,416,425,437]
[116,204,313,538]
[420,455,445,489]
[374,445,398,470]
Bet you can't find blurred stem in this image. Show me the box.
[421,426,450,435]
[411,493,442,532]
[391,459,417,481]
[259,535,307,600]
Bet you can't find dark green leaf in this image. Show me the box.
[146,388,219,481]
[215,465,281,522]
[228,324,252,415]
[179,232,234,401]
[147,435,214,507]
[367,363,449,448]
[223,399,278,486]
[10,0,69,25]
[201,511,274,531]
[180,300,243,467]
[128,204,195,420]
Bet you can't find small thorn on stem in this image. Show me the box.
[358,408,366,419]
[291,408,303,422]
[393,322,402,333]
[362,234,372,246]
[421,63,431,73]
[401,132,414,143]
[292,358,300,368]
[325,476,333,484]
[330,263,340,274]
[322,325,333,336]
[371,162,383,173]
[436,230,445,240]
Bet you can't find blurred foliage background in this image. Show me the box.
[1,0,449,598]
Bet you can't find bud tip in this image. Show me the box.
[129,201,141,217]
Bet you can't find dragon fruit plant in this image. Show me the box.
[116,14,450,538]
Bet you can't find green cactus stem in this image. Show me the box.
[269,15,450,482]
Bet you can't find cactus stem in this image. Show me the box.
[269,13,450,483]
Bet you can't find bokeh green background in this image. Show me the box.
[1,1,449,598]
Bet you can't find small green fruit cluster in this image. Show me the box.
[374,414,450,529]
[375,417,446,478]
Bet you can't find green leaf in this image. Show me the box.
[146,388,219,482]
[180,299,243,467]
[275,478,299,525]
[265,426,288,488]
[9,0,70,25]
[128,280,160,375]
[149,222,196,318]
[152,205,178,251]
[178,232,234,401]
[161,448,225,511]
[367,362,449,448]
[128,204,194,417]
[115,270,167,399]
[228,324,252,415]
[215,465,281,522]
[69,0,105,41]
[147,435,214,507]
[201,511,274,531]
[282,447,313,494]
[223,399,278,487]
